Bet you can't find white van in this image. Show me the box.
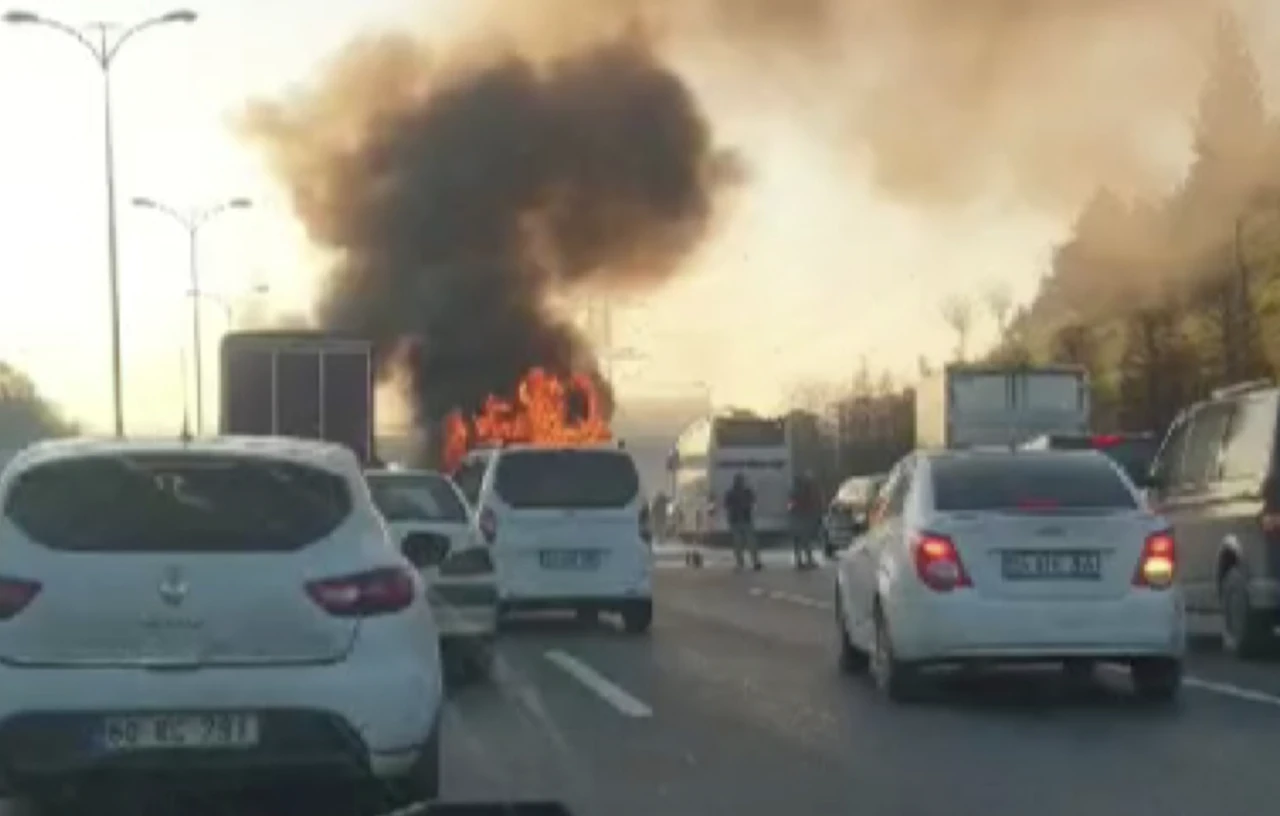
[460,444,653,633]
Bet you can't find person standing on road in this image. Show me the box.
[725,473,761,571]
[789,471,821,569]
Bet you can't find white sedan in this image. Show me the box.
[834,448,1185,702]
[366,468,498,682]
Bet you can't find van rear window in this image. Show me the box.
[494,450,640,509]
[4,454,351,552]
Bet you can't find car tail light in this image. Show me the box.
[0,577,40,620]
[1016,497,1059,511]
[478,507,498,544]
[913,532,971,592]
[639,506,653,546]
[306,567,416,617]
[439,547,494,577]
[1133,530,1176,589]
[1091,434,1122,448]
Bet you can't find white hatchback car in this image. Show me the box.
[0,437,444,807]
[834,449,1184,702]
[365,468,497,681]
[455,444,653,632]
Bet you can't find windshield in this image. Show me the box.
[366,472,467,522]
[4,454,350,552]
[713,418,786,448]
[931,454,1138,512]
[494,450,640,509]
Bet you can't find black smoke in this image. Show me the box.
[242,30,736,425]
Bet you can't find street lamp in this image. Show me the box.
[133,196,252,435]
[5,8,198,437]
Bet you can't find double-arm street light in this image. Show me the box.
[133,197,253,435]
[4,8,197,437]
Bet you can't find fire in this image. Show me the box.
[442,367,611,471]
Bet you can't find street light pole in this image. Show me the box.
[133,197,252,434]
[5,8,198,437]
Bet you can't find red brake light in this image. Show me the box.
[1133,530,1176,589]
[1091,434,1122,448]
[0,577,40,620]
[306,567,416,617]
[1016,497,1059,510]
[478,507,498,544]
[913,532,971,592]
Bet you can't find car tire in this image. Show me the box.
[870,604,921,702]
[381,716,442,808]
[622,601,653,634]
[835,593,869,674]
[1131,657,1181,704]
[1220,564,1274,659]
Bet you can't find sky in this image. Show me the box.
[0,0,1276,434]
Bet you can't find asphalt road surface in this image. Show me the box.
[442,547,1280,816]
[8,546,1280,816]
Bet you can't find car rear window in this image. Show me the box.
[4,454,351,552]
[367,474,467,522]
[931,454,1138,512]
[494,449,640,509]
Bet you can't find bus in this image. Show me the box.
[667,414,793,546]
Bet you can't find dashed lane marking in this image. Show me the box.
[747,585,834,610]
[544,649,654,718]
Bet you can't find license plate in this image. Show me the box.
[1001,550,1102,581]
[99,713,259,751]
[539,549,600,570]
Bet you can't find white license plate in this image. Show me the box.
[539,549,600,570]
[1002,550,1102,581]
[100,713,259,751]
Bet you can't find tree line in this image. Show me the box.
[792,12,1280,499]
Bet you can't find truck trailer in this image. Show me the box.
[915,364,1090,450]
[219,330,376,465]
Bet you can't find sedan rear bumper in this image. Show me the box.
[888,590,1186,663]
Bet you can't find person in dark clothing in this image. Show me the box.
[789,472,821,568]
[724,473,761,570]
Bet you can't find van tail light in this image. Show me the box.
[639,505,653,547]
[1133,530,1176,589]
[478,507,498,544]
[0,577,40,620]
[912,532,971,592]
[306,567,416,618]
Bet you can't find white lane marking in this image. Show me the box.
[544,649,654,718]
[1099,664,1280,710]
[746,585,832,610]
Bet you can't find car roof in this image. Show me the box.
[924,448,1104,464]
[4,435,361,478]
[364,467,448,480]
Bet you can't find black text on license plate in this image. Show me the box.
[540,549,599,570]
[99,713,259,751]
[1002,551,1101,580]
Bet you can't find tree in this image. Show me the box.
[984,281,1013,337]
[940,295,974,362]
[0,361,77,450]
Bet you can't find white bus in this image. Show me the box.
[667,414,793,545]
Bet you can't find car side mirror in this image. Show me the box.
[402,531,450,569]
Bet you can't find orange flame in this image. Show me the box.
[442,367,611,472]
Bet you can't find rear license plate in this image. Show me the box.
[539,549,601,570]
[1002,550,1102,581]
[99,713,259,751]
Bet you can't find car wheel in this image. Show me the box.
[1220,565,1273,659]
[870,604,921,702]
[622,601,653,634]
[1131,657,1182,703]
[835,592,869,674]
[381,716,442,808]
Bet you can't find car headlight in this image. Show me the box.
[439,546,494,577]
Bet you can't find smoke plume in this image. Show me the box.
[243,29,737,424]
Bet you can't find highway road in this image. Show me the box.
[440,548,1280,816]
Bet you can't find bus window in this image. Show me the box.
[714,419,786,448]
